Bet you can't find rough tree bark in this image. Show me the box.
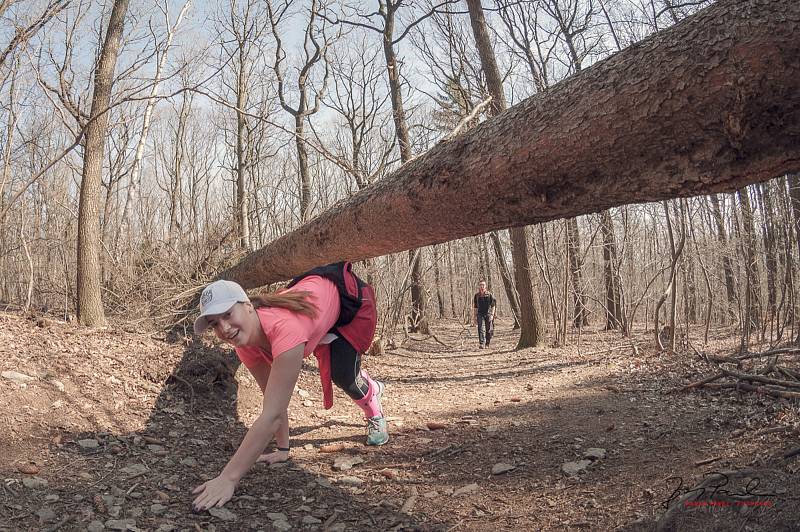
[76,0,129,326]
[218,0,800,291]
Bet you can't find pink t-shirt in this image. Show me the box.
[235,275,340,369]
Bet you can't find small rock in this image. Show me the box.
[267,512,289,521]
[485,425,499,433]
[17,462,40,475]
[150,504,167,515]
[208,507,237,521]
[562,459,592,476]
[120,464,148,477]
[105,519,136,531]
[22,477,48,489]
[337,476,364,486]
[45,494,59,502]
[426,422,447,430]
[491,463,516,475]
[316,477,332,488]
[78,439,100,449]
[332,456,364,471]
[453,483,479,497]
[304,443,314,450]
[147,444,165,453]
[36,508,57,522]
[302,515,322,525]
[273,521,292,532]
[302,400,313,407]
[1,370,35,383]
[380,468,399,479]
[87,520,105,532]
[584,448,606,461]
[180,457,198,467]
[156,525,176,532]
[297,389,310,398]
[51,380,65,392]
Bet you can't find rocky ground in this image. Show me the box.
[1,311,799,531]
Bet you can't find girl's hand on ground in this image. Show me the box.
[256,449,289,465]
[192,475,237,511]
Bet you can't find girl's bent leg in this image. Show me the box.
[330,338,389,446]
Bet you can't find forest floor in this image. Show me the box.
[1,311,799,531]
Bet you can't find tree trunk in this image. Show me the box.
[489,230,521,327]
[788,173,800,343]
[218,0,800,289]
[790,174,800,270]
[758,181,779,336]
[296,115,312,222]
[566,217,588,327]
[738,187,763,332]
[600,210,625,331]
[511,226,546,348]
[381,4,425,331]
[76,0,129,326]
[117,1,190,251]
[236,49,251,249]
[709,193,738,322]
[466,0,545,346]
[433,244,445,318]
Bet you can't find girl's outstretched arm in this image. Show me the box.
[249,362,290,463]
[192,344,305,510]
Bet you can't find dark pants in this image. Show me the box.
[477,314,494,346]
[330,337,368,400]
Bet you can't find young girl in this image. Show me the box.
[191,274,388,511]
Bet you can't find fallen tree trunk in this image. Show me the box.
[223,0,800,288]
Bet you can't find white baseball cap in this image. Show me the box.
[193,280,250,335]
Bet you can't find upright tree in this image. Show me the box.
[465,0,545,348]
[269,0,332,223]
[76,0,130,326]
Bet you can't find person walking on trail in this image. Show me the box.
[191,265,388,511]
[473,280,496,349]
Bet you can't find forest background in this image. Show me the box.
[2,0,798,353]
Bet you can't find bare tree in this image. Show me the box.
[465,0,546,348]
[269,0,333,223]
[117,0,192,250]
[76,0,130,326]
[0,0,70,68]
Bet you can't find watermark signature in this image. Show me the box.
[662,470,779,510]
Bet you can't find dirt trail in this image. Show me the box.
[1,312,798,531]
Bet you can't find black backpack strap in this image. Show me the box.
[287,262,363,327]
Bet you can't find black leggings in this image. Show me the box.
[329,337,369,400]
